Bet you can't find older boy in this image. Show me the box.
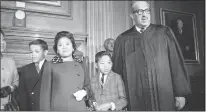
[18,39,48,111]
[90,51,127,111]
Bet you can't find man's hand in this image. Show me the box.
[95,103,112,111]
[175,97,186,110]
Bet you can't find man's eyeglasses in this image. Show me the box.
[133,9,151,15]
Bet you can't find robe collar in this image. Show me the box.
[131,24,152,33]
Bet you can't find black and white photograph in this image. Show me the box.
[0,0,205,111]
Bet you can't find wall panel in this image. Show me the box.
[1,1,87,68]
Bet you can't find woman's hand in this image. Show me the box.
[0,86,12,98]
[73,89,87,101]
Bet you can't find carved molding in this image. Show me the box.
[1,1,72,19]
[1,26,87,40]
[26,1,62,7]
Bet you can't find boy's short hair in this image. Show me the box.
[29,39,48,50]
[95,51,112,63]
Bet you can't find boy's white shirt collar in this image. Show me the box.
[38,59,45,70]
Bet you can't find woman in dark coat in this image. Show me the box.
[39,31,90,111]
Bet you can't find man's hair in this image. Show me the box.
[29,39,48,50]
[176,18,183,24]
[95,51,112,63]
[130,1,150,13]
[104,38,115,50]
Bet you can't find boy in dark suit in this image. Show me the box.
[89,51,127,111]
[18,39,48,111]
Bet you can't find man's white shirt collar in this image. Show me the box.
[135,24,150,33]
[135,26,142,33]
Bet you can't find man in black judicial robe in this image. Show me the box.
[112,1,191,111]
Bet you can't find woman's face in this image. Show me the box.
[1,33,6,52]
[57,37,74,58]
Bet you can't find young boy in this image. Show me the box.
[89,51,127,111]
[18,39,48,111]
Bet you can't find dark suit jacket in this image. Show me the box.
[18,60,46,111]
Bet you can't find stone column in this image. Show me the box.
[86,1,114,77]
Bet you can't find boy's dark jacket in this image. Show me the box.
[18,60,46,111]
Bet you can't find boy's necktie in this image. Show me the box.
[100,74,105,95]
[101,74,105,84]
[35,63,40,73]
[101,74,105,89]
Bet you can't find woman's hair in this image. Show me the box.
[53,31,76,56]
[0,29,5,37]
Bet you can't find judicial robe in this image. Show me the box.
[112,24,191,111]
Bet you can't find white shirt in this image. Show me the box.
[38,59,45,70]
[178,29,183,34]
[135,25,143,33]
[135,25,149,33]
